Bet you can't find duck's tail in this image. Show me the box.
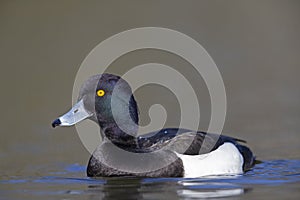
[236,144,256,171]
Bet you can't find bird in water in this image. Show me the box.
[52,73,255,178]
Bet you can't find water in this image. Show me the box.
[1,160,299,199]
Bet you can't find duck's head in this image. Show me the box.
[52,73,139,144]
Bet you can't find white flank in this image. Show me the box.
[176,142,244,178]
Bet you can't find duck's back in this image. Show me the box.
[139,128,255,170]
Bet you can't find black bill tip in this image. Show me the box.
[52,118,61,128]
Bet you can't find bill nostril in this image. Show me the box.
[74,109,79,113]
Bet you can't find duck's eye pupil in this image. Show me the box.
[97,89,105,97]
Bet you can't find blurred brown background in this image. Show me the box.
[0,0,299,176]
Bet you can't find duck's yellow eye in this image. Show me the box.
[97,89,105,97]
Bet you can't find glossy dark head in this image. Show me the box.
[52,73,139,142]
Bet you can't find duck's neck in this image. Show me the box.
[99,122,138,149]
[97,95,140,149]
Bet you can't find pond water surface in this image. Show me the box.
[1,160,299,200]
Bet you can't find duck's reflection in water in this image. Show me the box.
[86,176,249,200]
[178,188,244,199]
[88,178,143,200]
[177,181,245,199]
